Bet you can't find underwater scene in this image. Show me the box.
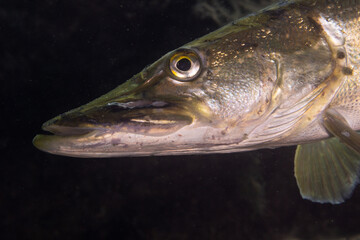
[2,0,360,239]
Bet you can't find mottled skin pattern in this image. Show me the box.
[327,1,360,128]
[33,0,360,157]
[284,0,360,144]
[184,0,360,147]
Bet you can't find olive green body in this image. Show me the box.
[33,0,360,157]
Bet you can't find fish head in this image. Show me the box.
[33,18,282,157]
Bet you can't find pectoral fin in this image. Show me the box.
[323,109,360,153]
[294,109,360,204]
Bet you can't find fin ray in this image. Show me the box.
[295,138,360,204]
[295,109,360,204]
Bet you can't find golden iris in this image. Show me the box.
[169,50,201,81]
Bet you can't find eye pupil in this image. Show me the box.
[169,50,201,81]
[176,58,192,71]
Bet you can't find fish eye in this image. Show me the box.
[169,50,201,81]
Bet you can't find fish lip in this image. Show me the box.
[41,124,97,137]
[33,124,101,154]
[35,98,193,143]
[32,130,102,157]
[33,97,196,156]
[40,99,176,137]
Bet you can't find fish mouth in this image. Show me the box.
[33,98,195,157]
[42,99,193,135]
[33,56,213,157]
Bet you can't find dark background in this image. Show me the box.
[1,1,360,239]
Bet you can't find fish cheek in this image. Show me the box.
[199,51,276,121]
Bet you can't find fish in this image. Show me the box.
[33,0,360,204]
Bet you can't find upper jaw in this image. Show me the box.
[40,97,194,137]
[32,96,197,156]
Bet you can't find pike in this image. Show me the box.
[34,0,360,204]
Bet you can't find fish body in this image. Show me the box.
[34,0,360,204]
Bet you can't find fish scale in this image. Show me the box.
[34,0,360,204]
[328,1,360,129]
